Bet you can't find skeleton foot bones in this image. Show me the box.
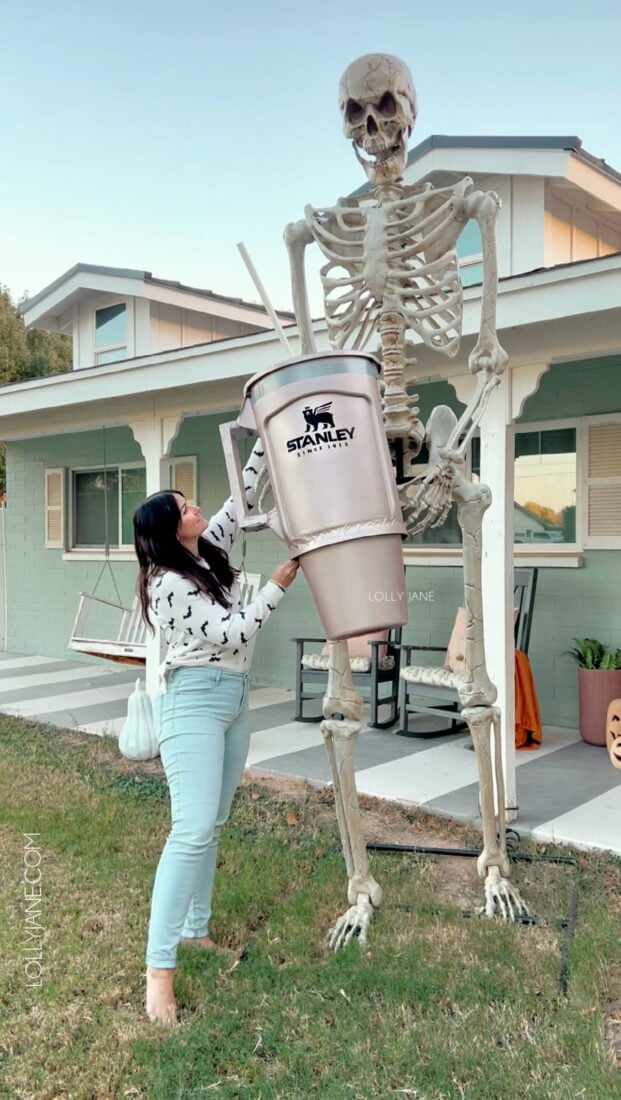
[322,712,383,951]
[320,648,529,953]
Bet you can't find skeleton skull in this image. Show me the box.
[339,54,417,185]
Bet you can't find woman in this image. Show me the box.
[133,442,298,1025]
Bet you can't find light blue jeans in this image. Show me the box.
[146,666,250,968]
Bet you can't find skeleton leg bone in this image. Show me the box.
[321,641,383,950]
[453,473,531,919]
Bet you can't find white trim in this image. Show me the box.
[403,548,583,568]
[403,548,464,567]
[0,506,6,650]
[62,549,137,562]
[577,419,588,551]
[459,252,483,268]
[22,267,281,332]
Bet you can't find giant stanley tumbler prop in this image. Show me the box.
[220,351,407,639]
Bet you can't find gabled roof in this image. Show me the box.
[406,135,621,186]
[514,500,561,530]
[351,134,621,213]
[21,263,294,332]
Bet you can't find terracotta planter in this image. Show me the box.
[578,668,621,746]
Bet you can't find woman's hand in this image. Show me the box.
[271,559,300,590]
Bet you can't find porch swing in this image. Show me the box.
[68,428,147,665]
[68,431,262,665]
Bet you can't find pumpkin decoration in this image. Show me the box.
[606,698,621,770]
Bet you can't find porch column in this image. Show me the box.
[453,359,550,823]
[129,415,183,697]
[479,375,517,819]
[129,415,182,496]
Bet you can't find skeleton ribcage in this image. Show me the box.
[306,187,463,357]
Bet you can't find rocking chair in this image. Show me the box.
[397,567,538,738]
[292,627,403,729]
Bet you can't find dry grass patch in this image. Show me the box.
[0,716,620,1099]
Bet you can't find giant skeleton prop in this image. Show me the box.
[280,54,529,947]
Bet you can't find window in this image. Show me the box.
[512,428,577,545]
[405,427,577,551]
[47,457,199,554]
[95,303,127,363]
[404,441,470,548]
[72,465,146,549]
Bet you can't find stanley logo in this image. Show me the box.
[286,402,356,454]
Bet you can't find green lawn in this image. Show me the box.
[1,716,619,1100]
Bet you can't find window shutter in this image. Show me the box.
[45,468,65,549]
[171,457,197,502]
[587,422,621,540]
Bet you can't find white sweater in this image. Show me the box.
[150,443,285,677]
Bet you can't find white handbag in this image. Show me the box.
[118,679,159,761]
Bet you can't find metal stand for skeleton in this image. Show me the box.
[282,53,529,947]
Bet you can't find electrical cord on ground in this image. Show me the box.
[366,832,580,995]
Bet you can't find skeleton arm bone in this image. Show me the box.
[441,189,508,462]
[463,188,507,376]
[284,218,317,355]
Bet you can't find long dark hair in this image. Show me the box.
[133,491,238,628]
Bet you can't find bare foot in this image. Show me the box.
[180,935,233,955]
[145,966,177,1026]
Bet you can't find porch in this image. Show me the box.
[1,651,618,857]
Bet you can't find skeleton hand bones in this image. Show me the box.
[399,405,461,535]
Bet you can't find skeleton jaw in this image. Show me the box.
[353,133,407,184]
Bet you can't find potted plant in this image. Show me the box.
[564,638,621,746]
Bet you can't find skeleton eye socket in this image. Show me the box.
[345,99,364,124]
[377,92,397,118]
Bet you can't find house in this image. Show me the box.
[513,502,563,544]
[1,134,620,817]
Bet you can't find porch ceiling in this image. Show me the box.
[0,259,620,440]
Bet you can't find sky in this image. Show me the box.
[1,0,620,318]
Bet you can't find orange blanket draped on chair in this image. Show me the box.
[515,650,542,749]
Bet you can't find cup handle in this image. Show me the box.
[218,416,270,530]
